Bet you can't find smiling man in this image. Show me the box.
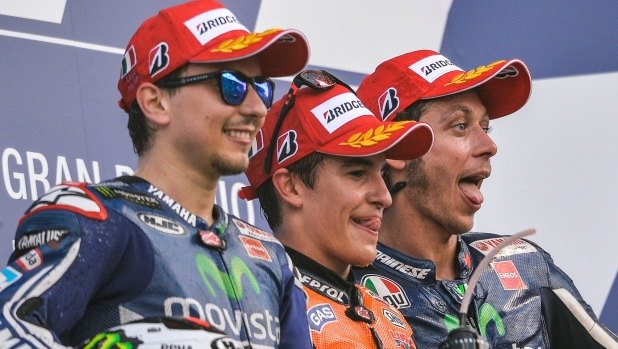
[240,70,434,348]
[0,1,313,348]
[354,50,618,349]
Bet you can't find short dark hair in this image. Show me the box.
[256,152,327,229]
[127,65,188,156]
[393,98,434,122]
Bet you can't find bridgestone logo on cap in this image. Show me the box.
[184,8,249,46]
[311,92,371,134]
[408,55,463,83]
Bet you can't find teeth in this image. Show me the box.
[226,130,251,140]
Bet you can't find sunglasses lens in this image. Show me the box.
[220,72,248,105]
[253,79,274,109]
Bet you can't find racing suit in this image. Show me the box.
[355,233,618,349]
[0,176,312,349]
[286,248,416,349]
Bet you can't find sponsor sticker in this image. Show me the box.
[137,213,188,236]
[239,236,271,261]
[249,130,264,158]
[184,8,248,46]
[492,260,527,290]
[16,229,69,252]
[276,130,298,164]
[408,54,462,83]
[0,267,22,293]
[199,231,226,250]
[149,42,170,78]
[378,88,400,121]
[374,250,431,280]
[233,219,280,243]
[389,330,415,349]
[310,92,370,133]
[301,274,346,303]
[307,303,337,332]
[361,274,411,309]
[382,308,407,329]
[495,66,519,79]
[469,238,536,257]
[16,249,43,271]
[94,186,162,210]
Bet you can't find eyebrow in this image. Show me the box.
[340,157,386,170]
[438,105,489,124]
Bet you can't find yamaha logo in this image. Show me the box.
[137,213,188,236]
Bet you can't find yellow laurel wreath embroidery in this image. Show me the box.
[211,29,281,53]
[444,60,507,86]
[339,121,411,148]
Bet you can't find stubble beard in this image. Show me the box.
[211,153,249,176]
[405,158,473,235]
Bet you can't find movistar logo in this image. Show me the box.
[196,254,261,300]
[444,303,505,338]
[82,331,143,349]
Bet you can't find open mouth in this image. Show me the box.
[352,217,381,232]
[458,175,485,206]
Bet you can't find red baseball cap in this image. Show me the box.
[357,50,531,121]
[117,0,310,112]
[239,79,434,200]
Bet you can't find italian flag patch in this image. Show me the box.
[121,46,136,78]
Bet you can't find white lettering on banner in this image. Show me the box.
[1,148,131,200]
[2,148,27,199]
[216,180,256,225]
[26,151,49,200]
[164,297,279,343]
[115,165,134,177]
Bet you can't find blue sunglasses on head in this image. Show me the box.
[161,70,275,109]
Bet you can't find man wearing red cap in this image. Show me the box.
[354,50,618,348]
[240,70,434,348]
[0,1,313,348]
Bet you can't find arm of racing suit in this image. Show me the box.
[537,244,618,348]
[0,183,154,348]
[277,253,313,349]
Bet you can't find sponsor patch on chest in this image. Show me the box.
[469,237,536,257]
[307,303,337,332]
[491,260,527,290]
[239,236,271,261]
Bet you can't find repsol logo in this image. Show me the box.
[137,213,188,236]
[322,100,366,123]
[301,274,346,303]
[164,297,280,344]
[197,15,239,35]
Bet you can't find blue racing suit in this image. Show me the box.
[354,232,618,349]
[0,176,312,349]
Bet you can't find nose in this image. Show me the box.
[369,173,393,210]
[473,125,498,158]
[238,84,268,121]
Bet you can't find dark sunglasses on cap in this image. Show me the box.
[263,70,356,174]
[161,70,275,109]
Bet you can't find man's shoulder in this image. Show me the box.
[462,231,546,259]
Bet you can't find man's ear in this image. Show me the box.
[271,168,303,208]
[135,82,170,126]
